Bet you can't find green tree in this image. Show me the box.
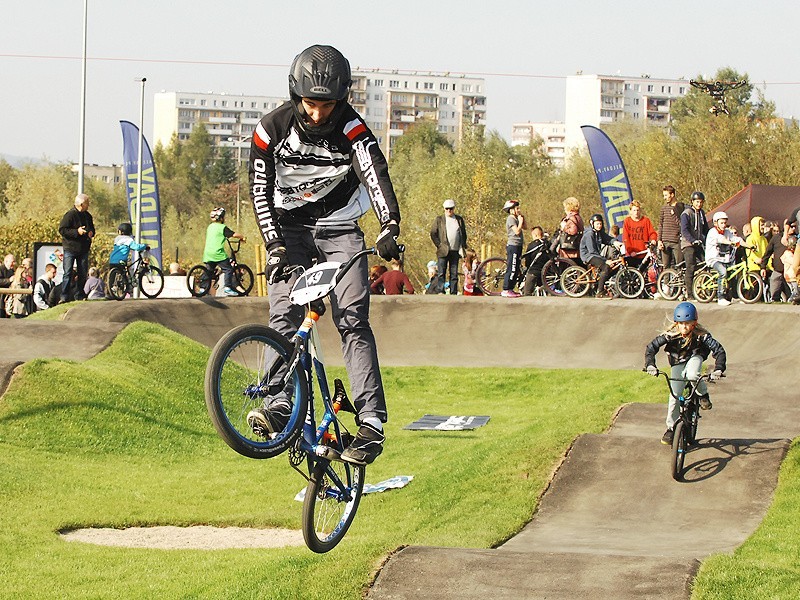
[210,147,238,186]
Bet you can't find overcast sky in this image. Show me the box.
[3,0,799,166]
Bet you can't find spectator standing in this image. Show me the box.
[502,200,524,298]
[781,236,798,303]
[6,263,34,318]
[557,197,584,260]
[522,226,551,296]
[370,259,414,295]
[680,191,709,300]
[744,216,767,273]
[782,205,800,298]
[622,200,658,268]
[424,260,444,294]
[0,254,16,318]
[58,193,95,302]
[430,199,467,295]
[658,185,684,268]
[33,264,58,312]
[762,222,790,301]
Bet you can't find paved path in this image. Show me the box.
[1,296,796,599]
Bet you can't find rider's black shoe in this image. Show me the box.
[246,399,292,437]
[341,423,385,465]
[661,428,674,445]
[699,395,713,410]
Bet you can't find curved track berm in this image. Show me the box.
[3,295,797,599]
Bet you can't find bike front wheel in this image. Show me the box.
[205,324,309,459]
[475,257,506,296]
[737,271,764,304]
[187,265,213,297]
[657,268,683,301]
[560,265,590,297]
[671,420,687,481]
[233,264,255,296]
[541,257,575,296]
[302,458,365,553]
[138,265,164,298]
[615,267,645,299]
[692,271,716,303]
[107,266,129,301]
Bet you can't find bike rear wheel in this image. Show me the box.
[302,458,365,553]
[138,265,164,298]
[475,257,506,296]
[560,265,590,297]
[671,420,687,481]
[541,257,575,296]
[692,271,716,303]
[737,271,764,304]
[615,267,645,299]
[205,324,309,459]
[107,266,129,301]
[657,268,683,301]
[233,264,255,296]
[187,265,213,297]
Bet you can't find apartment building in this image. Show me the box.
[511,121,566,168]
[153,71,486,162]
[563,73,690,158]
[350,69,487,156]
[153,91,288,164]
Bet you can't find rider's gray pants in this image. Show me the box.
[268,223,387,424]
[667,356,708,429]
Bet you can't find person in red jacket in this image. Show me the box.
[622,200,658,268]
[370,258,415,295]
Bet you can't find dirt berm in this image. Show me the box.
[2,295,796,599]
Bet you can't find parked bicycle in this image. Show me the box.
[475,245,575,297]
[628,242,662,299]
[560,255,645,298]
[651,371,717,481]
[187,239,254,298]
[657,259,708,301]
[106,248,164,300]
[692,248,764,304]
[205,246,396,552]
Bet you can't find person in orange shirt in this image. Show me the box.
[622,200,658,268]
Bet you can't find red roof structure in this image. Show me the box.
[708,184,800,230]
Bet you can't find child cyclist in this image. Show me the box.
[644,301,727,445]
[109,222,148,265]
[203,207,246,296]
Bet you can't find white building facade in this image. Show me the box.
[563,73,690,159]
[511,121,566,168]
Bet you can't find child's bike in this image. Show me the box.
[106,248,164,300]
[205,246,392,552]
[692,248,764,304]
[651,370,718,481]
[187,239,254,297]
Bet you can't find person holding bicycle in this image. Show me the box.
[202,207,247,296]
[246,45,403,466]
[680,191,709,301]
[579,213,623,299]
[645,301,726,445]
[705,211,751,306]
[501,200,525,298]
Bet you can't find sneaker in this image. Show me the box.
[717,298,731,306]
[661,428,674,445]
[246,399,293,437]
[340,423,385,465]
[222,287,239,297]
[595,290,613,299]
[699,395,713,410]
[501,290,522,298]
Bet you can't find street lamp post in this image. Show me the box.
[227,135,251,230]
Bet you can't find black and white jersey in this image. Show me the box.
[248,102,401,250]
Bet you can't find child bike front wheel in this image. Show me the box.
[205,324,309,459]
[671,420,687,481]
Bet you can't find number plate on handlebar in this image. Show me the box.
[289,261,342,305]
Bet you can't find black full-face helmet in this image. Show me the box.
[288,45,352,137]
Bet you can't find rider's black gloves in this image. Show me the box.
[265,246,290,284]
[376,222,401,261]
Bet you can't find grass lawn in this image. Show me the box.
[0,321,797,598]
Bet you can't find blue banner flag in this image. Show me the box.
[581,125,633,230]
[120,120,163,268]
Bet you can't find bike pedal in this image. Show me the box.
[315,445,342,461]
